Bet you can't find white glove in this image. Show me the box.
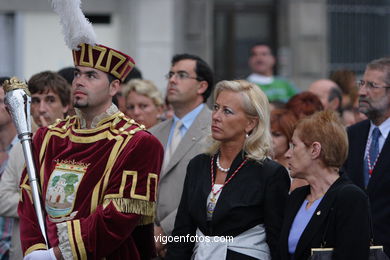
[23,248,56,260]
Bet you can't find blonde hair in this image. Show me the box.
[206,80,272,162]
[123,79,164,107]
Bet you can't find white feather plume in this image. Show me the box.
[51,0,97,50]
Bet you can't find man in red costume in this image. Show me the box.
[18,43,164,260]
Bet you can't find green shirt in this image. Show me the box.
[247,74,298,102]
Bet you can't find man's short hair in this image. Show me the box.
[122,67,143,84]
[249,41,274,56]
[366,57,390,85]
[328,87,343,113]
[28,71,71,107]
[171,54,214,103]
[57,67,75,85]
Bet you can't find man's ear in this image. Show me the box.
[329,97,340,112]
[109,79,121,97]
[197,81,208,96]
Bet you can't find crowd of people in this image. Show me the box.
[0,38,389,260]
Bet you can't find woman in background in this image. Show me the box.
[123,79,164,128]
[286,91,323,119]
[270,108,296,169]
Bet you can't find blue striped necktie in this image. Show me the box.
[365,127,381,178]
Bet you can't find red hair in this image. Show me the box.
[286,91,323,119]
[271,108,297,142]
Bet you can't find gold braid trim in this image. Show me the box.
[24,243,48,256]
[103,198,155,216]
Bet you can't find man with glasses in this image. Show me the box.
[150,54,214,258]
[343,57,390,257]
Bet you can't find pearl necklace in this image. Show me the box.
[216,154,230,172]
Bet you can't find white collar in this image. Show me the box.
[75,103,119,129]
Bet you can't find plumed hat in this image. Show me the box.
[51,0,135,82]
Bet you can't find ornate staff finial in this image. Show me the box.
[2,77,30,96]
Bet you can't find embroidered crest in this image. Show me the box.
[45,160,88,222]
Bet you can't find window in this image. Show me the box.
[328,0,390,75]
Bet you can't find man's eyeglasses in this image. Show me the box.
[356,80,390,91]
[165,71,202,81]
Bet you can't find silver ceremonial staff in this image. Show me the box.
[2,77,48,245]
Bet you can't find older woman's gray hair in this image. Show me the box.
[122,79,164,107]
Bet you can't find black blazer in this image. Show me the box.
[343,119,390,257]
[166,152,291,260]
[279,176,370,260]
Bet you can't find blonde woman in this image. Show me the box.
[166,80,290,260]
[123,79,164,128]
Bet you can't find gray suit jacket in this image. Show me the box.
[149,106,212,235]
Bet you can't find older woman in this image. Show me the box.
[279,110,370,260]
[166,80,290,260]
[123,79,164,128]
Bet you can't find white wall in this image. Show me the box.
[7,0,182,96]
[21,11,121,80]
[117,0,175,93]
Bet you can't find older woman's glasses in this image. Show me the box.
[356,80,390,91]
[165,71,202,81]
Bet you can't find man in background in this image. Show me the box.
[247,42,297,102]
[343,57,390,257]
[150,53,214,258]
[308,79,342,114]
[0,71,71,260]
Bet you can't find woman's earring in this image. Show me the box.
[246,133,249,138]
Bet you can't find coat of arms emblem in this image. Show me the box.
[45,160,88,222]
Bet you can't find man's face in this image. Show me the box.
[358,69,390,120]
[0,88,12,128]
[72,66,117,112]
[166,59,203,107]
[31,90,69,127]
[248,45,275,76]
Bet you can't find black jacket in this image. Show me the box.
[166,152,290,260]
[343,119,390,257]
[279,175,370,260]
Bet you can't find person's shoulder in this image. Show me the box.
[119,116,161,144]
[40,115,78,135]
[249,158,290,181]
[149,118,172,134]
[253,158,287,173]
[330,177,368,206]
[189,153,210,165]
[338,182,367,199]
[195,105,212,122]
[347,119,370,133]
